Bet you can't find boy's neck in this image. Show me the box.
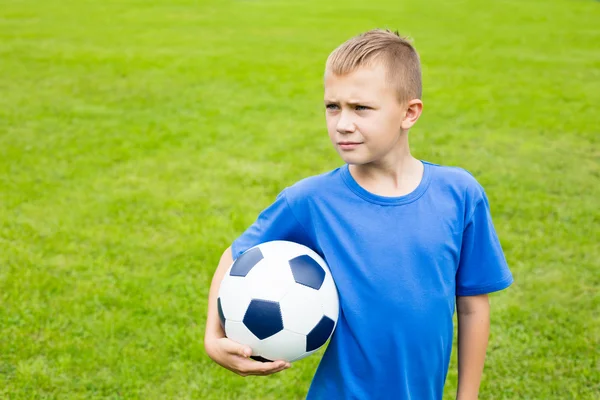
[349,142,424,198]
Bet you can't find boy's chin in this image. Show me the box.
[337,152,368,165]
[339,156,370,166]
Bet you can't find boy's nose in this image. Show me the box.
[336,113,356,134]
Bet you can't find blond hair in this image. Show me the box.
[326,29,422,104]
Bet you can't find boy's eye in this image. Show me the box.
[325,104,339,110]
[355,105,369,111]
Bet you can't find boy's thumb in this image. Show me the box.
[240,346,252,358]
[222,338,251,357]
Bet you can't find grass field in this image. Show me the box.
[1,0,599,398]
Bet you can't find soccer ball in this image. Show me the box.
[217,240,339,362]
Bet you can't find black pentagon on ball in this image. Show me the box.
[307,316,335,352]
[217,297,226,329]
[230,247,264,277]
[243,299,284,340]
[289,254,326,290]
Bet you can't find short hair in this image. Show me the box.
[325,29,422,104]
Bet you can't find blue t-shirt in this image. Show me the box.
[231,161,513,400]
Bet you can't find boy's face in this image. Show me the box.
[324,63,418,166]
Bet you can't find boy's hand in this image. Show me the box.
[205,336,291,377]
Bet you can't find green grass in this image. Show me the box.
[1,0,598,398]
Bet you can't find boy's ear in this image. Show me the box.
[401,99,423,130]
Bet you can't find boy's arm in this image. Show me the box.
[204,247,290,376]
[204,247,233,346]
[456,294,490,400]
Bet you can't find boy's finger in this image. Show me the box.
[266,362,291,375]
[255,360,290,374]
[220,338,252,358]
[237,359,290,375]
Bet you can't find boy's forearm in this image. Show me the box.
[456,295,490,400]
[205,247,234,342]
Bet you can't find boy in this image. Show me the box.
[204,29,513,399]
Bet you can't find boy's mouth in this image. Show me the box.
[338,141,363,150]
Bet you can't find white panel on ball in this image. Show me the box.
[219,275,253,322]
[253,329,307,362]
[318,273,340,321]
[280,284,324,335]
[257,240,311,261]
[290,348,319,363]
[245,258,296,302]
[225,320,261,350]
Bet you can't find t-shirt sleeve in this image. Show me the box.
[231,189,314,260]
[456,191,514,296]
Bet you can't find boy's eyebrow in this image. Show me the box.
[324,99,372,105]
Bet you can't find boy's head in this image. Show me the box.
[324,29,424,166]
[325,29,421,105]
